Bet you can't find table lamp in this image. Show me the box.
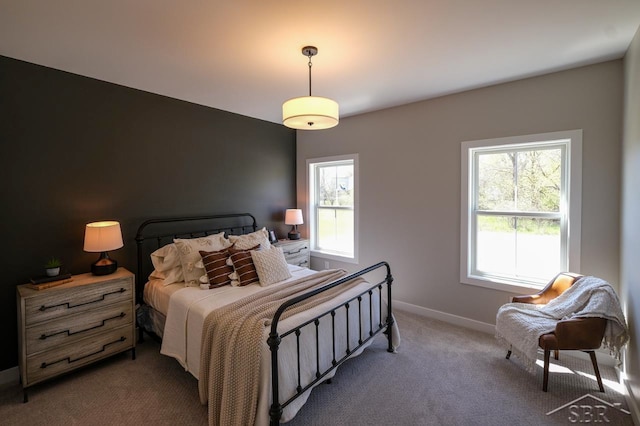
[285,209,303,240]
[84,221,124,275]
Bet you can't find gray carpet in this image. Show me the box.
[0,310,633,425]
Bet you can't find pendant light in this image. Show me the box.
[282,46,339,130]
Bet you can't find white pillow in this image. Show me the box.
[174,232,232,286]
[228,227,271,250]
[161,266,184,286]
[150,243,181,271]
[150,244,185,285]
[251,247,292,287]
[148,269,165,281]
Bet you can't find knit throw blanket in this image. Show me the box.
[198,269,369,426]
[495,276,629,373]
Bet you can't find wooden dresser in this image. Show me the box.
[16,268,135,401]
[273,239,310,268]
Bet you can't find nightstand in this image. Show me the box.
[16,267,135,402]
[273,239,310,268]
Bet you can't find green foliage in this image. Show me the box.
[477,148,561,213]
[44,257,62,268]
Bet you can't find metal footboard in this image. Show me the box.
[267,261,394,425]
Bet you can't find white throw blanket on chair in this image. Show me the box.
[495,276,629,372]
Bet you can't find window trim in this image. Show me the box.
[307,154,359,264]
[460,130,582,293]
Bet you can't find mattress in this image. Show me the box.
[155,264,316,379]
[142,264,317,374]
[143,278,184,316]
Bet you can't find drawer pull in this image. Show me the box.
[39,288,127,312]
[39,312,126,340]
[284,246,308,255]
[40,336,126,369]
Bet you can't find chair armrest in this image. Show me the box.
[511,272,583,304]
[511,294,546,304]
[554,317,607,350]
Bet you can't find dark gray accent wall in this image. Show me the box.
[0,56,296,371]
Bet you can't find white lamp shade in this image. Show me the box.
[282,96,339,130]
[285,209,304,225]
[84,221,124,252]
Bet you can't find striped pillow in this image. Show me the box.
[199,249,233,288]
[228,250,260,286]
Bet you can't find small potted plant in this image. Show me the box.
[44,257,62,277]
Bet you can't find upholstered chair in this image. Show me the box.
[506,272,607,392]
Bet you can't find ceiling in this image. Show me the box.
[1,1,639,125]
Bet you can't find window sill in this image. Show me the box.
[461,274,545,294]
[311,250,358,265]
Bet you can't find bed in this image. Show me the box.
[135,213,399,426]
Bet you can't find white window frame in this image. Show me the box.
[460,130,582,293]
[307,154,359,264]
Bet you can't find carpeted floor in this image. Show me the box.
[0,309,633,425]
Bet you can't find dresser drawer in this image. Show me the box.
[286,253,309,268]
[25,324,133,386]
[24,278,133,326]
[26,301,133,355]
[279,240,309,257]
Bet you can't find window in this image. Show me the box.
[307,154,358,263]
[461,130,582,292]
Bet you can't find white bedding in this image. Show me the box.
[145,264,400,425]
[143,278,182,316]
[159,264,316,379]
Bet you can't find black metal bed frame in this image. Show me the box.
[134,213,394,426]
[268,261,394,425]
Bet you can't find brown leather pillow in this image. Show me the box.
[199,249,233,288]
[228,249,260,286]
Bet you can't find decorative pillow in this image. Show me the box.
[228,250,260,286]
[226,243,260,266]
[228,227,271,250]
[251,247,292,287]
[199,249,233,288]
[174,232,232,286]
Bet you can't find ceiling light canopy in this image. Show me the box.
[282,46,339,130]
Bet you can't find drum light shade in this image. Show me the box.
[282,46,339,131]
[283,96,339,130]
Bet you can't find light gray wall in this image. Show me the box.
[621,27,640,417]
[297,60,622,326]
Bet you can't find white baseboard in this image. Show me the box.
[0,366,19,388]
[394,300,496,335]
[393,299,617,367]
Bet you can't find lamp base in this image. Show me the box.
[91,252,118,275]
[288,230,301,240]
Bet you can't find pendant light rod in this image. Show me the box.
[308,56,312,96]
[302,46,318,96]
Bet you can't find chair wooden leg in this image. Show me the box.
[587,351,605,392]
[554,349,559,360]
[543,349,550,392]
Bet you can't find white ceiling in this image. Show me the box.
[1,1,639,125]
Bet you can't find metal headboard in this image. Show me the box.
[134,213,257,303]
